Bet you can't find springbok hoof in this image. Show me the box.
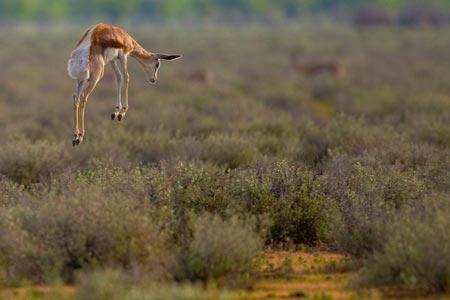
[72,134,84,146]
[111,113,116,120]
[117,114,123,121]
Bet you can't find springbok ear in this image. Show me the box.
[156,53,182,61]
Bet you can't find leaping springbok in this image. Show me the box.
[68,23,181,146]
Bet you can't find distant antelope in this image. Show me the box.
[290,52,341,78]
[294,62,341,77]
[178,70,215,84]
[67,23,181,146]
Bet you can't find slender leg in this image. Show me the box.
[79,73,103,142]
[73,97,79,145]
[73,80,87,146]
[118,55,129,121]
[78,98,88,144]
[73,55,104,146]
[110,60,123,121]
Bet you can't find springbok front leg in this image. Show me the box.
[117,54,129,121]
[110,59,123,121]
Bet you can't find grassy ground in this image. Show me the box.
[240,250,447,300]
[238,250,357,300]
[2,249,447,300]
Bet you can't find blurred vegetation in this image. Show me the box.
[360,194,450,292]
[75,269,231,300]
[0,22,449,295]
[1,0,450,21]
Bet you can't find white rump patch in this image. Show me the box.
[67,28,94,80]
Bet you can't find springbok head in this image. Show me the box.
[141,53,181,84]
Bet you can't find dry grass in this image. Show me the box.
[237,250,447,300]
[242,250,357,300]
[0,285,75,300]
[1,250,448,299]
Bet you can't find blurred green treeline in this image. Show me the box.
[0,0,450,21]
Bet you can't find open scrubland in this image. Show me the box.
[0,23,449,299]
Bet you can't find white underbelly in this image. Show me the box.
[104,48,119,64]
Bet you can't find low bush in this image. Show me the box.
[361,194,450,292]
[229,160,327,245]
[0,140,69,186]
[75,269,126,300]
[0,188,169,284]
[201,134,258,169]
[144,160,327,246]
[75,269,231,300]
[322,155,426,257]
[296,116,409,168]
[0,177,29,206]
[296,121,329,166]
[0,210,36,284]
[172,214,263,285]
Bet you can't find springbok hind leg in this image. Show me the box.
[73,63,104,146]
[72,53,105,146]
[72,79,87,146]
[76,75,102,145]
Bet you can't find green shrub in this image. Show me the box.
[142,161,231,243]
[407,116,450,148]
[296,121,329,166]
[121,129,175,165]
[0,177,29,206]
[361,194,450,292]
[0,210,37,285]
[0,140,69,186]
[75,269,126,300]
[411,146,450,193]
[229,161,327,245]
[75,269,231,300]
[247,120,298,157]
[156,162,230,214]
[323,155,426,257]
[172,214,262,285]
[0,188,169,284]
[326,115,404,158]
[201,134,258,169]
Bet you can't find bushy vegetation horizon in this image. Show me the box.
[1,0,450,21]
